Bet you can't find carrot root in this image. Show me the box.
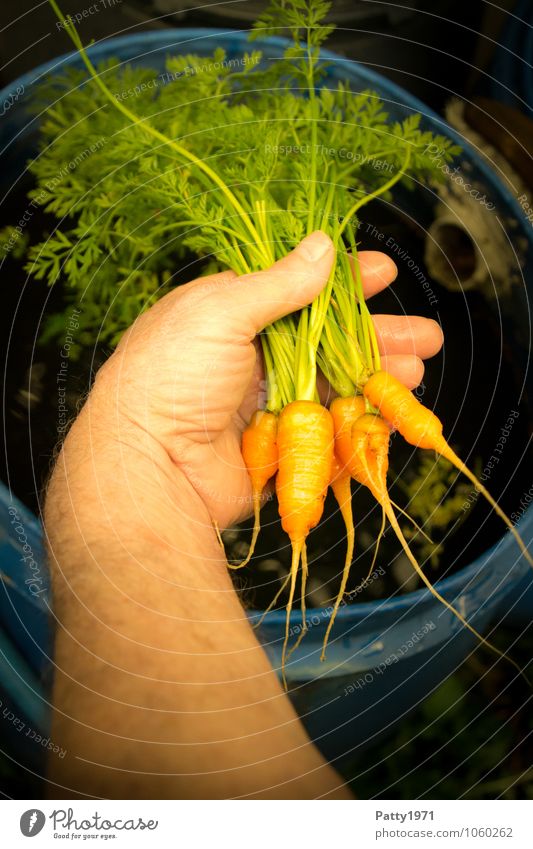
[318,504,385,606]
[383,498,530,687]
[369,504,387,576]
[321,466,355,660]
[227,493,261,571]
[275,399,334,680]
[439,443,533,571]
[390,498,434,545]
[287,542,309,661]
[253,570,291,630]
[230,409,278,569]
[364,370,533,571]
[349,403,530,686]
[276,401,334,542]
[281,538,304,691]
[213,520,225,551]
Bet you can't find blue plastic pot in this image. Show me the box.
[1,29,532,769]
[490,0,533,115]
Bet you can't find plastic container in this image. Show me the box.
[490,0,533,115]
[1,29,532,769]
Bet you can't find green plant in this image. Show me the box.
[343,628,533,799]
[18,0,457,395]
[399,453,477,569]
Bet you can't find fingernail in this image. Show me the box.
[297,230,333,262]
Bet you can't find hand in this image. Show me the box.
[91,230,443,529]
[45,231,443,799]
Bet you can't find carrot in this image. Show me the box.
[330,399,430,612]
[276,400,334,686]
[350,413,391,495]
[277,401,335,542]
[331,399,391,555]
[330,455,354,549]
[229,409,278,570]
[347,410,530,682]
[322,396,375,655]
[330,396,367,474]
[364,370,533,570]
[321,453,355,661]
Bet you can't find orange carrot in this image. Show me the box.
[350,413,391,496]
[331,399,391,527]
[321,453,355,660]
[347,409,529,682]
[277,401,334,542]
[322,396,372,657]
[229,409,278,569]
[364,370,533,569]
[276,400,334,686]
[330,395,366,474]
[286,458,355,663]
[330,456,354,570]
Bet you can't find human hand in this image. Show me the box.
[91,230,443,529]
[46,230,442,799]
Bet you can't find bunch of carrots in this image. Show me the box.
[48,0,532,688]
[237,233,533,686]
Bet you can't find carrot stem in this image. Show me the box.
[48,0,271,264]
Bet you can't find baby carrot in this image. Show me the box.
[276,400,334,685]
[348,410,530,683]
[229,409,278,569]
[364,370,533,569]
[330,395,366,474]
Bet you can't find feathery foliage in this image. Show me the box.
[15,0,459,403]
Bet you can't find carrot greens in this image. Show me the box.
[24,0,457,410]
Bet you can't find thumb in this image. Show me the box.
[213,231,335,336]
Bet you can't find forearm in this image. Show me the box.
[45,396,351,799]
